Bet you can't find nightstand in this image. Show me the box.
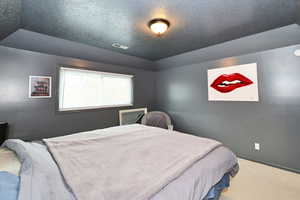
[0,122,8,145]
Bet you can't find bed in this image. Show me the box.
[0,124,238,200]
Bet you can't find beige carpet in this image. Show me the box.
[220,158,300,200]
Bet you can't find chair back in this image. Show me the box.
[141,111,171,129]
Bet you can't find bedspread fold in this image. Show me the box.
[43,125,222,200]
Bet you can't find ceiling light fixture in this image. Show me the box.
[112,43,129,50]
[148,18,170,36]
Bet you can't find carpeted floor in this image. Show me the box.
[220,158,300,200]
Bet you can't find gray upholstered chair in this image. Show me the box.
[141,111,173,130]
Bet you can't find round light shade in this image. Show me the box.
[148,19,170,36]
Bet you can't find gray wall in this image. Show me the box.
[155,44,300,172]
[0,46,155,140]
[1,25,300,173]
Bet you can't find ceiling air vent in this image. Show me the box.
[112,43,129,50]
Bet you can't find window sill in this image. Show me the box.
[58,104,133,112]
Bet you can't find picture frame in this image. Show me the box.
[29,76,52,98]
[207,63,259,102]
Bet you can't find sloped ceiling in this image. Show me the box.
[0,0,299,60]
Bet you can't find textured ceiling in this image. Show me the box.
[0,0,21,39]
[1,0,299,60]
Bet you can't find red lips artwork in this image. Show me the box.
[210,73,253,93]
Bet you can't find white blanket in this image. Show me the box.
[43,125,222,200]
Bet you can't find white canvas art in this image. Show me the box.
[207,63,259,101]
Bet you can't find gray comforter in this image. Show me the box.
[4,124,238,200]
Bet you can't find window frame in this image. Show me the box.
[58,66,134,112]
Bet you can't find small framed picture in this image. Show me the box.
[29,76,52,98]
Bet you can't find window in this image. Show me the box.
[59,67,133,111]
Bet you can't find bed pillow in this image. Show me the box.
[0,171,19,200]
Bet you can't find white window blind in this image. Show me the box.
[59,67,133,111]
